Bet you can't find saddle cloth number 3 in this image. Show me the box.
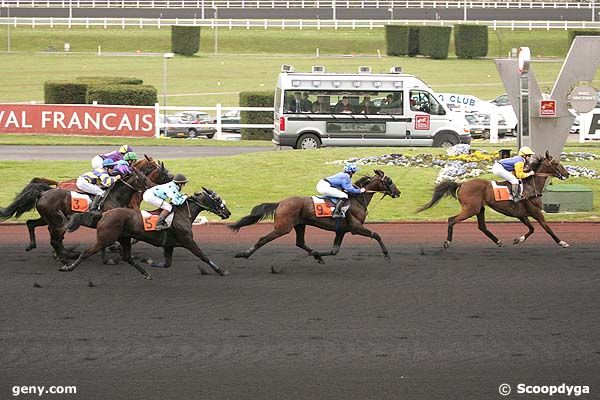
[70,192,90,212]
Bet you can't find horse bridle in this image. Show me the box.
[533,157,566,179]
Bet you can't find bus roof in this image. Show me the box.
[277,72,431,92]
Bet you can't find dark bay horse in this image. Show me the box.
[230,170,401,263]
[0,170,153,262]
[59,189,231,279]
[18,155,172,252]
[417,151,571,248]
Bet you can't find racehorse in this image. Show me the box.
[417,151,571,248]
[20,155,172,251]
[0,169,153,263]
[59,188,231,279]
[229,170,401,263]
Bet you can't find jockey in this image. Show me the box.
[316,163,366,218]
[142,173,189,229]
[76,158,122,213]
[91,144,134,169]
[112,151,139,176]
[491,146,535,203]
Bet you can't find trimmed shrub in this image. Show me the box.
[86,84,158,106]
[171,25,201,56]
[454,24,488,59]
[419,26,452,59]
[385,25,420,57]
[239,91,274,140]
[77,76,144,85]
[568,29,600,46]
[44,81,88,104]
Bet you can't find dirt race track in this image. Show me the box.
[1,222,599,399]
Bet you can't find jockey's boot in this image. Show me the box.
[332,198,349,218]
[156,209,171,230]
[87,195,103,216]
[511,183,522,203]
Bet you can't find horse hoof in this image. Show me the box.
[144,274,153,280]
[218,270,230,277]
[58,265,70,272]
[25,245,35,252]
[234,252,247,259]
[496,241,503,247]
[384,254,392,263]
[443,241,450,249]
[559,241,570,248]
[316,258,325,265]
[104,258,118,266]
[271,266,282,274]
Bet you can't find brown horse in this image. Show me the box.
[0,169,154,262]
[229,170,401,263]
[18,155,172,252]
[59,189,232,279]
[417,151,571,248]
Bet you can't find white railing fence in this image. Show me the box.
[157,104,274,140]
[2,17,600,29]
[0,0,596,10]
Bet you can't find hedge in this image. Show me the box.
[385,25,419,57]
[76,76,144,85]
[454,24,488,59]
[568,29,600,46]
[171,25,201,56]
[86,84,158,106]
[418,26,452,59]
[239,91,274,140]
[44,81,88,104]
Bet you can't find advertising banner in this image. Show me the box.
[0,104,156,137]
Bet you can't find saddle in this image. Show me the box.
[141,210,174,231]
[59,181,83,192]
[491,180,536,202]
[311,196,336,218]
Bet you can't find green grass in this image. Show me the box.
[2,146,600,223]
[1,28,597,106]
[0,134,270,146]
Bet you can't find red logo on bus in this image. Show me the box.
[415,115,430,130]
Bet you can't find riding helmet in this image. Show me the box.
[173,174,189,184]
[343,163,359,174]
[518,146,535,157]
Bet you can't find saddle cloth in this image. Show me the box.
[59,181,81,192]
[141,210,175,231]
[70,192,91,213]
[311,196,336,218]
[491,181,523,202]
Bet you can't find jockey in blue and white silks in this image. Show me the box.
[316,163,366,218]
[143,174,189,229]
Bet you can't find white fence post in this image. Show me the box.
[154,103,161,138]
[215,103,224,139]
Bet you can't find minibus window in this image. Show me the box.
[410,90,446,115]
[283,90,402,115]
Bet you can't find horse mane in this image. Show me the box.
[354,175,372,188]
[529,155,545,172]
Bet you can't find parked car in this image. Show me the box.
[159,115,214,139]
[465,113,509,139]
[214,110,241,133]
[176,111,216,138]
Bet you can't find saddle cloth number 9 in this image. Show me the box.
[312,197,334,218]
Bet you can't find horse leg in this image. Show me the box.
[48,225,71,263]
[235,225,293,259]
[513,217,535,245]
[476,207,502,247]
[59,241,105,272]
[445,206,480,249]
[294,224,325,264]
[119,238,152,280]
[529,210,570,248]
[101,245,120,265]
[349,225,392,261]
[25,218,46,252]
[312,232,346,258]
[183,240,228,276]
[151,247,174,268]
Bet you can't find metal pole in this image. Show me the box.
[214,8,218,55]
[463,0,467,22]
[332,0,335,21]
[163,56,168,133]
[7,6,11,53]
[69,0,73,19]
[593,0,596,23]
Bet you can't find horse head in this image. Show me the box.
[533,151,569,180]
[357,170,401,198]
[189,187,231,220]
[123,168,154,192]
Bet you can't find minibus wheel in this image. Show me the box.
[296,133,322,149]
[433,132,459,148]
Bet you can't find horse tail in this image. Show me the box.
[417,180,461,213]
[0,181,53,221]
[229,202,280,232]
